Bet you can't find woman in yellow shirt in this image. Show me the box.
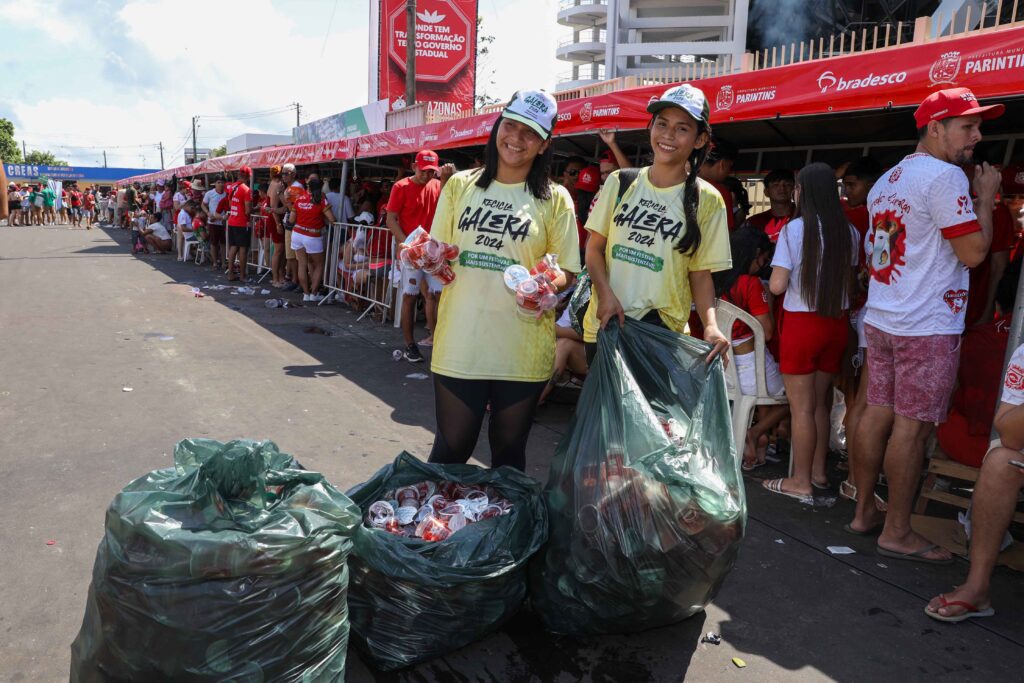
[584,84,732,364]
[427,90,581,471]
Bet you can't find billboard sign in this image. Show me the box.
[377,0,477,119]
[293,100,389,144]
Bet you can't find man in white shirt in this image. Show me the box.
[326,177,352,225]
[201,176,228,270]
[848,88,1003,565]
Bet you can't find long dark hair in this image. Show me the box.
[475,118,554,200]
[713,225,772,297]
[794,162,853,318]
[308,174,324,204]
[649,115,711,256]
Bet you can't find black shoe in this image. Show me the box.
[403,343,424,363]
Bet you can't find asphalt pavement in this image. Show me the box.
[0,223,1020,682]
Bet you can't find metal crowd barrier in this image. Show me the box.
[321,221,396,323]
[247,215,272,282]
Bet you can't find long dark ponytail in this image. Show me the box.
[795,162,853,319]
[308,175,324,205]
[475,118,554,200]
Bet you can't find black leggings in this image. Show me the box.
[428,374,547,471]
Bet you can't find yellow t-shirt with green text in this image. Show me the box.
[430,169,581,381]
[583,168,731,343]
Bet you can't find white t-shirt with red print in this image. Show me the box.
[1000,344,1024,406]
[863,153,981,336]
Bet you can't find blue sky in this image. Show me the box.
[0,0,562,168]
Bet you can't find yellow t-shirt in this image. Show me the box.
[430,169,581,381]
[582,168,731,343]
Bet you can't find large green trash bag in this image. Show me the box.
[70,439,361,682]
[346,453,547,671]
[530,318,745,635]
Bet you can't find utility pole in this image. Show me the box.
[295,102,301,127]
[22,140,26,158]
[103,151,107,168]
[158,142,164,170]
[405,0,417,106]
[192,116,198,166]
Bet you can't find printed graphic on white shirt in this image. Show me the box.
[1001,344,1024,406]
[863,153,980,337]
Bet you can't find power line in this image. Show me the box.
[197,105,296,120]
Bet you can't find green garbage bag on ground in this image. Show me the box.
[530,318,745,635]
[71,439,360,682]
[346,453,547,671]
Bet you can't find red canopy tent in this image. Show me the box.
[120,23,1024,186]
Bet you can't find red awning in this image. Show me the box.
[121,24,1024,185]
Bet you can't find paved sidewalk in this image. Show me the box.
[0,224,1020,682]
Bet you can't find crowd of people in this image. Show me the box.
[3,180,101,228]
[3,83,1021,624]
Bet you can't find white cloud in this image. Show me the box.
[6,0,565,168]
[0,1,75,43]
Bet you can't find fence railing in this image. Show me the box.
[246,215,272,282]
[321,222,396,323]
[558,0,606,10]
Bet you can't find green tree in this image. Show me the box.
[24,150,68,166]
[475,17,500,108]
[0,118,22,163]
[210,145,227,158]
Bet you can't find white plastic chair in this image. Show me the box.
[183,237,206,265]
[714,299,789,471]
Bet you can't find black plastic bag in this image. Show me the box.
[530,318,745,635]
[70,439,360,682]
[346,453,547,671]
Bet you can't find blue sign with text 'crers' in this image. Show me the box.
[4,164,159,181]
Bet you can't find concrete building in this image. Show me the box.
[556,0,749,90]
[225,133,294,155]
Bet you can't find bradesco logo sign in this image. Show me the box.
[387,0,471,83]
[816,68,907,94]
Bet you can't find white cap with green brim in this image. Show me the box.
[647,84,710,125]
[501,90,558,140]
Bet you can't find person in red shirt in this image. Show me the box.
[83,189,96,229]
[698,135,738,232]
[937,275,1015,467]
[573,165,600,254]
[964,188,1015,328]
[291,173,336,303]
[225,166,252,281]
[714,226,789,469]
[747,168,795,242]
[386,149,444,362]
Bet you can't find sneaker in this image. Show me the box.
[308,293,324,303]
[403,343,424,363]
[302,293,312,302]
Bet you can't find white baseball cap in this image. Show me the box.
[647,84,711,125]
[282,163,296,174]
[501,90,558,140]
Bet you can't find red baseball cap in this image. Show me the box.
[238,165,253,177]
[598,150,619,167]
[1002,165,1024,195]
[576,166,601,193]
[913,87,1004,128]
[415,149,440,172]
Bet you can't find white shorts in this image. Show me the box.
[731,349,785,397]
[400,259,442,296]
[290,231,324,254]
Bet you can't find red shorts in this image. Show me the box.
[864,324,960,423]
[779,310,849,375]
[269,222,284,244]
